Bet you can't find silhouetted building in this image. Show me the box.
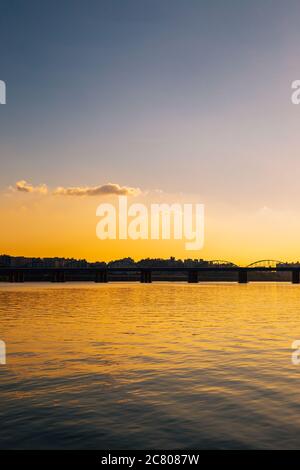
[0,255,11,267]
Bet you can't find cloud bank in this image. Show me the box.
[15,180,48,194]
[13,181,140,197]
[53,183,140,196]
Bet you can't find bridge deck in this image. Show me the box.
[0,266,299,283]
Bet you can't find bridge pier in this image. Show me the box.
[9,271,24,282]
[95,270,108,283]
[51,270,65,282]
[140,269,152,283]
[292,270,300,284]
[16,271,24,282]
[238,269,248,283]
[188,269,199,283]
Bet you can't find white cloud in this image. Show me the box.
[12,180,140,197]
[15,180,48,194]
[53,182,140,196]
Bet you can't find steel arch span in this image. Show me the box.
[208,260,239,267]
[246,259,284,268]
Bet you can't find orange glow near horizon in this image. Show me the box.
[1,190,300,266]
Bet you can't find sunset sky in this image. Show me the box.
[1,0,300,264]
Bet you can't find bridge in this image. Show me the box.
[0,260,299,284]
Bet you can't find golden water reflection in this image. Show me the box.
[1,282,300,449]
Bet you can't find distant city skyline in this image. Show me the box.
[2,253,300,269]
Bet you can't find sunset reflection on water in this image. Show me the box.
[1,282,300,449]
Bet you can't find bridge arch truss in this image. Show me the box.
[246,259,284,268]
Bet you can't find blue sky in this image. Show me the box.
[1,0,300,208]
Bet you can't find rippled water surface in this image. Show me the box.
[1,282,300,449]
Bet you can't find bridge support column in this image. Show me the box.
[188,270,199,283]
[95,270,108,283]
[238,269,248,284]
[51,270,65,282]
[140,269,152,283]
[292,270,300,284]
[16,271,24,282]
[9,271,24,282]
